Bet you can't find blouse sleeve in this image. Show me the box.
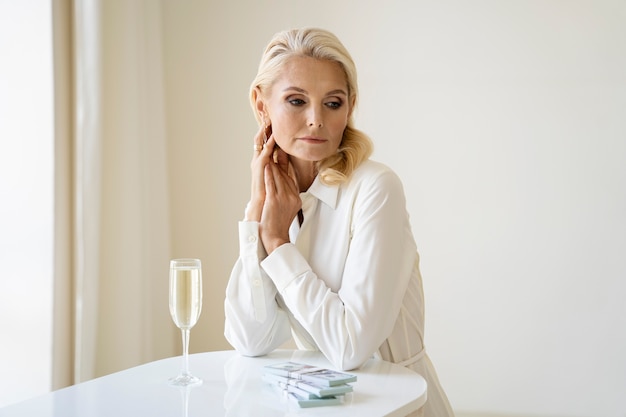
[261,169,417,370]
[223,221,291,356]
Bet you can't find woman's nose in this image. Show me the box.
[309,116,323,128]
[308,107,323,128]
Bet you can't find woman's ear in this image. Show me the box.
[253,87,267,123]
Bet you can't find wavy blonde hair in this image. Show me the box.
[250,28,373,185]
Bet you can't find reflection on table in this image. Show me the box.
[0,350,427,417]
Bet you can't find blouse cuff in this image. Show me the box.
[238,221,267,259]
[261,243,310,292]
[238,221,268,322]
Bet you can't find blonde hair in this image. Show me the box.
[250,28,373,185]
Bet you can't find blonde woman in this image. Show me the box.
[224,27,454,417]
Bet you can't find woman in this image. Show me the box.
[224,27,454,417]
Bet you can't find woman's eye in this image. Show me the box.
[325,101,343,109]
[288,98,306,106]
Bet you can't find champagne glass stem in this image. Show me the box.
[180,386,190,417]
[181,328,190,377]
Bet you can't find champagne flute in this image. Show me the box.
[169,258,203,386]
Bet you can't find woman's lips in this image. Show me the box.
[298,136,326,143]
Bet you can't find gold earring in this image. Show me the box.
[262,117,270,143]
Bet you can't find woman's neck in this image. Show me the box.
[290,158,318,192]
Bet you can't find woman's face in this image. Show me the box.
[262,56,353,162]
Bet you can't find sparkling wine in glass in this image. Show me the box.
[169,258,203,386]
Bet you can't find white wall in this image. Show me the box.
[0,0,53,407]
[160,1,626,416]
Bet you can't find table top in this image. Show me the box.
[0,350,427,417]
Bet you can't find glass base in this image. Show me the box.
[169,374,202,387]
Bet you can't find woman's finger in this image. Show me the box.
[248,128,276,221]
[273,147,298,190]
[263,163,276,196]
[252,124,266,155]
[268,161,285,194]
[274,145,289,171]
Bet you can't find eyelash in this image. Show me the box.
[287,98,343,109]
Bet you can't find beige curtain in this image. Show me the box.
[52,0,176,388]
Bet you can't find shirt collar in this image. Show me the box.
[301,175,339,210]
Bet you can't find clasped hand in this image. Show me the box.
[248,126,301,254]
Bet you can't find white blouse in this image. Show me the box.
[224,160,454,416]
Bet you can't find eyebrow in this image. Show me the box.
[283,86,348,96]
